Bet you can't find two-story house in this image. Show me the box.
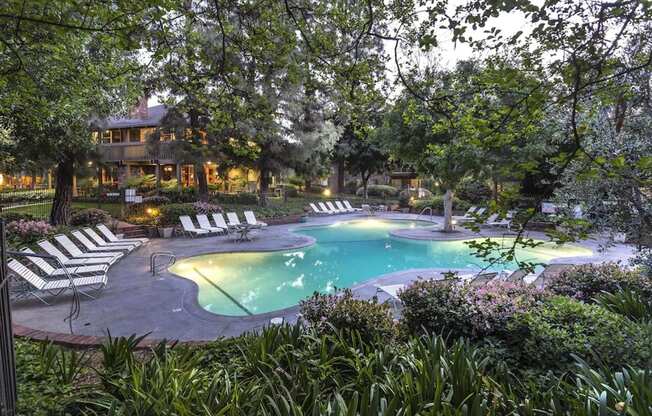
[94,98,259,191]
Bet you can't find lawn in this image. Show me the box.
[2,201,123,219]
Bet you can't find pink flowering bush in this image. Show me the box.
[192,201,222,215]
[299,289,396,341]
[400,278,547,339]
[465,281,547,337]
[6,220,56,246]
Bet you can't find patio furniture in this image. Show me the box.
[196,214,226,234]
[54,235,123,263]
[212,213,233,233]
[335,201,353,213]
[244,210,268,227]
[318,202,336,214]
[483,213,500,225]
[97,224,148,245]
[309,203,330,215]
[343,200,362,212]
[180,215,211,237]
[37,240,115,266]
[505,269,529,283]
[71,230,132,254]
[83,228,138,251]
[469,272,498,286]
[226,212,243,227]
[375,283,406,312]
[20,248,108,277]
[487,211,516,230]
[7,258,107,304]
[326,201,345,214]
[453,206,478,223]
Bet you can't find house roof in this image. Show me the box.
[103,104,169,129]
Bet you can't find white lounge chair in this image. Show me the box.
[343,201,362,212]
[7,258,107,304]
[453,206,477,221]
[212,213,233,232]
[196,214,226,234]
[226,212,242,227]
[318,202,336,214]
[21,248,109,277]
[83,228,138,251]
[375,283,406,312]
[326,201,345,214]
[487,210,515,230]
[244,211,267,227]
[484,213,500,225]
[335,201,352,213]
[309,203,329,215]
[96,224,148,245]
[37,240,115,266]
[180,215,211,237]
[54,235,122,263]
[71,230,130,254]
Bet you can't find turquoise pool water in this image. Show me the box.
[169,219,592,316]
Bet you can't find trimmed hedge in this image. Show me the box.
[356,184,399,198]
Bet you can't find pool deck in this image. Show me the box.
[11,212,636,342]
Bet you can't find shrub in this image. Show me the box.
[356,184,398,198]
[399,279,474,338]
[343,180,359,194]
[212,192,258,205]
[594,289,652,323]
[456,178,492,203]
[69,208,110,226]
[192,201,222,215]
[6,220,55,245]
[631,248,652,278]
[121,174,155,190]
[410,194,472,213]
[547,263,652,302]
[159,187,197,203]
[299,289,396,341]
[158,203,196,226]
[142,195,171,206]
[465,281,547,337]
[0,211,34,222]
[399,188,433,199]
[508,296,652,370]
[278,184,299,197]
[286,176,304,188]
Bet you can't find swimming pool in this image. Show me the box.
[169,219,592,316]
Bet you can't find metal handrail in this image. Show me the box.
[150,251,176,275]
[419,207,433,217]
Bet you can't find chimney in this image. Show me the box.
[130,94,149,120]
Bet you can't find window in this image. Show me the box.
[160,128,175,141]
[129,128,141,142]
[110,129,123,143]
[101,130,111,144]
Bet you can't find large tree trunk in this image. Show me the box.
[304,179,311,192]
[50,158,74,225]
[195,163,209,201]
[259,167,270,207]
[361,174,369,200]
[336,160,345,194]
[442,189,455,232]
[492,177,499,203]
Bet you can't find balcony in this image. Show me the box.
[97,142,176,163]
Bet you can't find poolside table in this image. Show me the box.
[233,224,261,242]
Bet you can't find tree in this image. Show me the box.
[337,124,388,200]
[0,1,165,224]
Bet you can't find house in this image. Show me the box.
[94,97,260,191]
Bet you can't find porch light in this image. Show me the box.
[323,188,331,197]
[146,208,159,216]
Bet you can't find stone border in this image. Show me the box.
[12,323,210,349]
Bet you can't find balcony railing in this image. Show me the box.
[97,143,176,162]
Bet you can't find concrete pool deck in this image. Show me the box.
[11,212,637,343]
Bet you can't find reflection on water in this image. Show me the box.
[169,219,592,316]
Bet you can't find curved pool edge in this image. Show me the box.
[165,217,607,319]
